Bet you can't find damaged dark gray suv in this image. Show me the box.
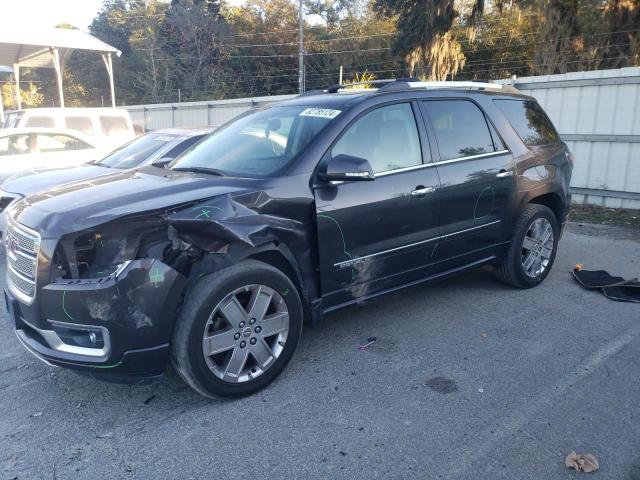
[4,80,572,398]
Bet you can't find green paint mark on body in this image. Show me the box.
[62,290,75,321]
[149,266,163,287]
[282,288,289,296]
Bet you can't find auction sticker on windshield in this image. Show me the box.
[299,108,342,119]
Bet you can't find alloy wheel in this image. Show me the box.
[202,284,289,383]
[521,217,555,279]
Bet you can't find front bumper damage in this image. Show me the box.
[6,258,186,381]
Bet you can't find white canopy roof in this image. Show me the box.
[0,27,120,68]
[0,28,120,117]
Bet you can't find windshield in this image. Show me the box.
[171,105,340,177]
[98,133,178,169]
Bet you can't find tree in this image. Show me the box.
[533,0,582,74]
[374,0,467,80]
[603,0,640,68]
[162,0,228,100]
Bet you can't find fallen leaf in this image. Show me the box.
[565,451,599,473]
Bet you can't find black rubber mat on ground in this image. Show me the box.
[573,268,640,303]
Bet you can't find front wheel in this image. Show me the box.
[495,204,559,288]
[171,260,303,398]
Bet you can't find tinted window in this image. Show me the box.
[0,134,31,156]
[424,100,496,161]
[494,99,559,146]
[24,116,55,128]
[332,103,422,174]
[36,134,92,152]
[163,135,206,160]
[65,116,94,135]
[172,106,336,177]
[98,133,177,169]
[100,116,129,136]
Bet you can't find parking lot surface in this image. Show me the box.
[1,223,639,480]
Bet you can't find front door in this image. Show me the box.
[314,102,441,309]
[419,99,516,263]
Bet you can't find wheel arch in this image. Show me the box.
[528,191,566,225]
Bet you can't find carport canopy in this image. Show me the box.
[0,27,121,114]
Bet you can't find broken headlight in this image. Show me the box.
[52,215,168,281]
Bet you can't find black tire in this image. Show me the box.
[495,204,559,288]
[171,260,303,399]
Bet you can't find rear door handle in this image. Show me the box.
[496,170,513,178]
[410,186,435,196]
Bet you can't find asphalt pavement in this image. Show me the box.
[1,222,639,480]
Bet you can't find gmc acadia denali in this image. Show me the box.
[4,80,572,398]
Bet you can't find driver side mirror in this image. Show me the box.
[319,154,375,182]
[152,157,174,168]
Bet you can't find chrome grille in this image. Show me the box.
[8,267,35,297]
[6,221,40,303]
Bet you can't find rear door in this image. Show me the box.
[419,99,516,263]
[314,101,441,308]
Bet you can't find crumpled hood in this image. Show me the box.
[10,166,255,238]
[1,164,111,197]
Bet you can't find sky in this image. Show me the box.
[0,0,247,31]
[0,0,105,30]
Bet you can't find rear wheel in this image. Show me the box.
[171,260,303,398]
[495,204,559,288]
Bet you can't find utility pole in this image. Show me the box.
[298,0,304,94]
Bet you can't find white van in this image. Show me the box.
[2,108,137,148]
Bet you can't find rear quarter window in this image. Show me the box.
[494,99,559,146]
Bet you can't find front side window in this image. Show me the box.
[98,133,178,169]
[331,103,423,174]
[65,116,94,135]
[0,134,31,156]
[494,99,559,146]
[171,106,337,177]
[424,100,496,161]
[100,116,129,136]
[36,134,92,152]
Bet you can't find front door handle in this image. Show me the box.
[496,170,513,178]
[410,186,435,197]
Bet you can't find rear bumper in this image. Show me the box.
[5,258,186,382]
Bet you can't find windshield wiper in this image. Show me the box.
[172,166,225,177]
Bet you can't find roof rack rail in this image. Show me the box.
[323,78,418,93]
[322,78,515,94]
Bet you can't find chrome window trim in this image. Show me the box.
[333,220,501,268]
[432,149,509,167]
[330,150,510,184]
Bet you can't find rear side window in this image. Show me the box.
[65,116,94,135]
[332,103,423,174]
[494,99,559,146]
[36,133,92,152]
[24,116,55,128]
[100,116,129,136]
[423,100,497,161]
